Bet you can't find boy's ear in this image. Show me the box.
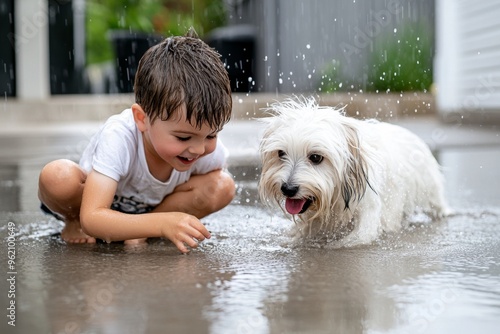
[132,103,148,132]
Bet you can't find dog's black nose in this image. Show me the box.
[281,183,299,197]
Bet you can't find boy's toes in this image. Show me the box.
[66,237,96,244]
[86,237,97,243]
[61,224,96,244]
[81,236,96,244]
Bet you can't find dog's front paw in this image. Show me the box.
[333,232,375,249]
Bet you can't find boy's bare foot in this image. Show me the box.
[61,221,96,244]
[124,238,147,245]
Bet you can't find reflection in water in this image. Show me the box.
[441,147,500,208]
[0,165,20,211]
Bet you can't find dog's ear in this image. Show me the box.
[342,123,370,210]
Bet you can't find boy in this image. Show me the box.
[38,31,235,253]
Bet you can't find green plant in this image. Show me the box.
[318,22,433,93]
[86,0,226,65]
[318,59,343,93]
[367,23,433,92]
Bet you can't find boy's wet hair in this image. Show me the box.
[134,29,232,131]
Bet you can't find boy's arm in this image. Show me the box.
[80,170,211,253]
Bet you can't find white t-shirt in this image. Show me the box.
[79,109,228,208]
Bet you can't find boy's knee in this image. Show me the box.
[197,171,235,211]
[39,159,86,201]
[222,173,236,205]
[215,172,236,206]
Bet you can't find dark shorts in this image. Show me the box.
[40,195,155,221]
[110,195,155,214]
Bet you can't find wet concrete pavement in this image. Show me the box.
[1,115,500,334]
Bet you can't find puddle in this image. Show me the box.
[1,143,500,333]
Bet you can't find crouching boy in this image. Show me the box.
[38,31,234,253]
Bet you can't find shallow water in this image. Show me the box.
[2,204,500,334]
[1,128,500,333]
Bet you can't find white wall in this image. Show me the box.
[14,0,50,100]
[436,0,500,117]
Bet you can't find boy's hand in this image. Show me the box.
[161,212,211,253]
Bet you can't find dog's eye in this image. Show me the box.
[278,150,286,159]
[309,154,324,164]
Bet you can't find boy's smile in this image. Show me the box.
[133,103,219,181]
[177,156,197,165]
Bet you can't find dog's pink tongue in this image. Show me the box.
[285,198,306,215]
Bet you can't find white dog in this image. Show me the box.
[258,97,449,247]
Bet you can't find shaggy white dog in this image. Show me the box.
[258,97,449,247]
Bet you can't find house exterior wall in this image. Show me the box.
[435,0,500,119]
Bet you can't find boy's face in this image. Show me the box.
[141,105,219,172]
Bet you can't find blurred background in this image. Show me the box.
[1,0,500,121]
